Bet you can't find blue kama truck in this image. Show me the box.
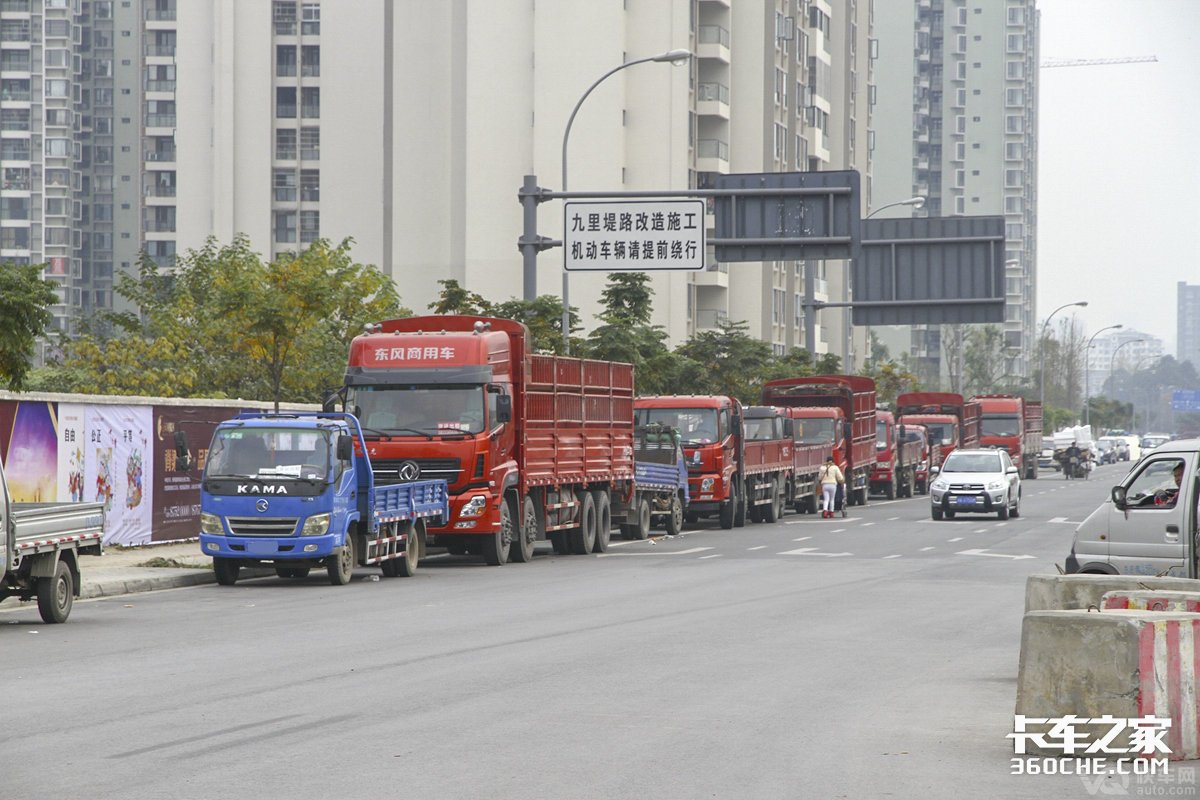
[193,412,449,585]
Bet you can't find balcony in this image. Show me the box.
[695,138,729,173]
[145,148,176,165]
[693,261,729,288]
[145,114,176,129]
[0,0,31,12]
[145,8,176,21]
[144,44,175,58]
[696,308,729,330]
[145,79,175,93]
[696,82,730,119]
[696,25,730,63]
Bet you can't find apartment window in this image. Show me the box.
[145,64,175,92]
[94,203,113,222]
[955,141,965,160]
[273,1,297,35]
[301,87,319,118]
[146,99,175,127]
[955,115,965,134]
[955,87,966,107]
[1004,169,1023,188]
[301,45,319,77]
[276,87,297,118]
[1006,222,1025,240]
[808,6,830,36]
[1006,34,1025,53]
[954,196,965,215]
[95,0,112,18]
[774,123,786,160]
[300,210,319,243]
[1005,87,1024,106]
[300,126,319,160]
[955,34,966,53]
[46,227,71,245]
[0,196,29,220]
[794,134,807,169]
[774,68,786,105]
[1005,115,1024,134]
[45,198,69,216]
[1007,7,1025,25]
[276,44,296,77]
[45,48,69,67]
[147,30,175,57]
[1005,141,1023,160]
[301,3,320,35]
[772,289,785,325]
[46,138,71,157]
[94,58,113,78]
[276,128,297,160]
[1007,60,1025,79]
[274,211,297,243]
[95,118,112,134]
[45,169,71,187]
[300,169,319,201]
[1005,196,1024,214]
[46,79,70,98]
[273,169,297,201]
[955,61,966,80]
[955,169,965,188]
[95,145,112,164]
[95,88,114,106]
[44,19,70,37]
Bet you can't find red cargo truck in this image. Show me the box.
[898,423,941,494]
[870,410,925,499]
[741,405,803,523]
[779,407,829,513]
[972,394,1043,479]
[331,316,642,564]
[896,392,980,461]
[635,395,747,529]
[761,376,877,507]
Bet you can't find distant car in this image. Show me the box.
[1038,436,1058,472]
[1141,434,1171,453]
[929,448,1021,521]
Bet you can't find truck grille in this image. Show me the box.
[371,458,462,485]
[226,517,299,536]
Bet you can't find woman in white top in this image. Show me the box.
[818,456,846,519]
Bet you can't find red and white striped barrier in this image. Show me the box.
[1102,590,1200,614]
[1136,616,1200,760]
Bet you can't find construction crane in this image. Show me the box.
[1041,56,1158,68]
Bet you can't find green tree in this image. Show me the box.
[582,273,681,392]
[428,279,491,316]
[0,262,58,390]
[673,320,773,403]
[963,324,1023,396]
[864,360,920,408]
[428,279,579,355]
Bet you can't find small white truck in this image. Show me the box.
[1,456,104,623]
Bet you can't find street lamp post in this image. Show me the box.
[1038,300,1088,411]
[1084,324,1123,428]
[839,197,925,374]
[559,48,691,352]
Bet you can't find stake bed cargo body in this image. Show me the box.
[337,316,646,562]
[896,392,980,462]
[0,457,104,623]
[972,394,1042,479]
[870,410,924,499]
[197,413,448,585]
[761,376,878,507]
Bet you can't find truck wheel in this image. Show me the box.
[569,492,597,554]
[550,533,569,554]
[590,491,612,553]
[275,566,310,579]
[327,535,355,585]
[213,557,240,586]
[397,521,421,576]
[763,478,781,523]
[854,486,868,507]
[719,493,735,529]
[885,475,896,500]
[511,496,539,563]
[37,561,74,624]
[621,498,651,540]
[733,478,747,528]
[484,498,514,566]
[664,493,684,535]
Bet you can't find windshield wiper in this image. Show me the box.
[358,426,394,440]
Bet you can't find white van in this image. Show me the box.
[1064,439,1199,577]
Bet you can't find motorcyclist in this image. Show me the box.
[1063,441,1082,479]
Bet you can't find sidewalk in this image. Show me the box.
[78,540,223,600]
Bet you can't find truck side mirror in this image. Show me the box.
[336,434,354,462]
[1111,485,1127,510]
[172,431,192,472]
[782,418,793,438]
[496,394,513,424]
[844,421,853,442]
[321,387,344,413]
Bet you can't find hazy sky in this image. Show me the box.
[1036,0,1199,355]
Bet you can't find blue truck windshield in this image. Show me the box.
[206,428,331,480]
[348,385,488,435]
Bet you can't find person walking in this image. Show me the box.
[818,456,845,519]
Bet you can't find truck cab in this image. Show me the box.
[1065,438,1199,577]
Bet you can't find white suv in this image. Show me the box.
[929,448,1021,520]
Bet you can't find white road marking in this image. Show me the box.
[1047,517,1081,524]
[699,554,723,560]
[861,522,875,527]
[974,528,988,533]
[920,546,936,551]
[883,554,903,559]
[792,536,812,542]
[747,545,767,551]
[778,547,852,557]
[831,529,845,533]
[955,548,1036,560]
[888,517,900,521]
[948,537,964,542]
[597,546,714,558]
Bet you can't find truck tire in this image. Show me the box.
[590,491,612,553]
[511,496,538,563]
[884,474,896,500]
[483,498,514,566]
[664,493,684,535]
[275,566,310,579]
[569,492,597,554]
[854,485,868,507]
[620,498,651,540]
[386,521,420,577]
[733,478,747,528]
[214,557,240,586]
[37,560,73,624]
[327,535,355,585]
[763,478,781,523]
[719,489,736,529]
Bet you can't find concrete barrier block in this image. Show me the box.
[1016,610,1200,760]
[1024,573,1200,612]
[1102,590,1200,613]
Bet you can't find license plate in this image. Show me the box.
[247,540,277,555]
[954,496,978,506]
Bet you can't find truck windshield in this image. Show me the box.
[636,408,719,445]
[925,423,956,446]
[348,385,487,435]
[876,420,889,448]
[743,417,780,441]
[981,415,1021,437]
[795,418,836,445]
[206,428,331,480]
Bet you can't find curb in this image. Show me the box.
[81,568,277,600]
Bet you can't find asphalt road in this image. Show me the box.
[1,463,1169,799]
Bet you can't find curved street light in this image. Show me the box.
[1108,338,1147,404]
[560,49,692,351]
[1038,300,1088,410]
[1084,324,1123,427]
[865,196,925,219]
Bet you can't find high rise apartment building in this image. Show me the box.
[870,0,1039,387]
[3,0,875,367]
[1178,281,1200,370]
[1087,329,1165,399]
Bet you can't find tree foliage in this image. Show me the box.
[0,262,58,391]
[429,279,578,354]
[48,236,406,406]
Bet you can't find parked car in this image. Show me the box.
[929,447,1022,521]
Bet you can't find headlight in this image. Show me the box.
[459,496,488,518]
[301,513,330,536]
[700,477,715,492]
[987,480,1007,491]
[200,512,224,535]
[930,480,948,492]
